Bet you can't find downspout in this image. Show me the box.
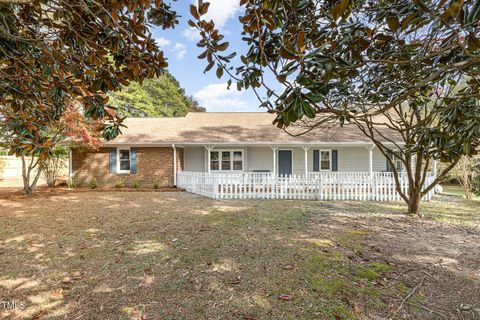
[68,148,73,184]
[172,144,177,186]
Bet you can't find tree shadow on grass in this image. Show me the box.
[0,191,478,319]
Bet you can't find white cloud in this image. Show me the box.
[173,43,187,60]
[155,37,171,48]
[202,0,240,29]
[183,0,240,41]
[182,27,201,42]
[194,83,250,112]
[155,38,188,60]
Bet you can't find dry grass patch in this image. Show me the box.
[0,187,479,319]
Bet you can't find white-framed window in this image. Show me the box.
[210,150,243,171]
[210,151,220,171]
[392,151,404,171]
[319,149,332,171]
[117,148,131,173]
[233,151,243,170]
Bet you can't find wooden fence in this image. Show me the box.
[0,156,68,180]
[177,172,436,202]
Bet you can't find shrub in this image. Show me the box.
[472,159,480,196]
[42,147,68,188]
[445,156,480,199]
[115,179,125,188]
[153,181,160,189]
[132,180,140,189]
[68,178,77,189]
[89,177,99,189]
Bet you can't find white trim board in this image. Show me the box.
[102,142,403,147]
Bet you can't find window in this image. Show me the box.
[210,151,219,170]
[233,151,243,170]
[210,150,243,171]
[221,151,231,170]
[118,148,131,173]
[393,151,404,171]
[320,150,331,171]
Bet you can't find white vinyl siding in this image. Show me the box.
[184,147,205,171]
[183,146,389,173]
[290,147,304,175]
[373,148,388,172]
[246,147,273,172]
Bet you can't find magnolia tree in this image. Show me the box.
[0,0,180,194]
[0,103,102,194]
[191,0,480,214]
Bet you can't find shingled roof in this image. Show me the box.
[104,112,399,145]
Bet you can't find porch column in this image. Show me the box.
[172,144,177,186]
[367,145,375,178]
[432,159,437,178]
[270,146,279,176]
[302,146,310,177]
[204,145,214,175]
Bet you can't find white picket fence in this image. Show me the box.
[177,172,436,201]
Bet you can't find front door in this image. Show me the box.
[278,150,292,176]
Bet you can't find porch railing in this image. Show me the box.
[177,172,436,201]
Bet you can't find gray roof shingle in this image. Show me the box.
[104,112,399,145]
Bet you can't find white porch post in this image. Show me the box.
[302,146,310,177]
[367,145,375,178]
[432,159,437,178]
[172,144,177,186]
[205,145,214,175]
[366,145,375,200]
[271,146,279,176]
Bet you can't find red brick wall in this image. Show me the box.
[72,147,183,188]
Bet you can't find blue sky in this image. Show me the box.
[151,0,264,112]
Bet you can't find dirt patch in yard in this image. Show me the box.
[0,188,478,319]
[311,200,480,319]
[0,186,182,200]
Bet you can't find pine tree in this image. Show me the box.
[108,73,205,117]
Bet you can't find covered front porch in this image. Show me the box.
[173,143,437,201]
[177,143,389,177]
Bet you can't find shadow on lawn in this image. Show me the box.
[0,191,479,319]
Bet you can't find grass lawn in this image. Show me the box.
[0,186,479,319]
[442,184,480,201]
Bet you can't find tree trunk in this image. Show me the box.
[23,185,33,195]
[21,155,31,195]
[407,194,421,215]
[465,188,473,199]
[21,155,43,196]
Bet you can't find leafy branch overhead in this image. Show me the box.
[190,0,480,215]
[0,0,179,157]
[191,0,480,161]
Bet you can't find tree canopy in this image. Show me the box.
[190,0,480,214]
[192,0,479,158]
[108,73,205,117]
[0,0,178,158]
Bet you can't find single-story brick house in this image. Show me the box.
[70,112,436,200]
